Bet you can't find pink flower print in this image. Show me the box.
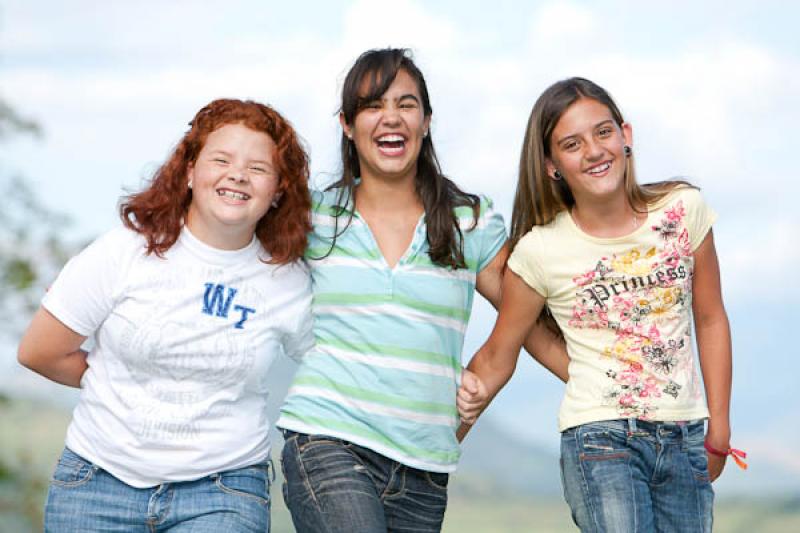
[665,201,686,222]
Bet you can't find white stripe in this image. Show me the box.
[276,418,458,472]
[309,254,384,269]
[397,264,476,283]
[312,212,364,228]
[286,385,457,427]
[319,344,457,379]
[314,303,467,334]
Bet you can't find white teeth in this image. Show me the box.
[217,189,249,200]
[588,162,611,174]
[377,134,404,142]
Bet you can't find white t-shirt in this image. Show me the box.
[508,186,716,431]
[43,226,313,488]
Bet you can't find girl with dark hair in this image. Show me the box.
[18,99,312,531]
[276,48,568,532]
[460,78,741,532]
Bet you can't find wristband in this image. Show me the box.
[704,440,748,470]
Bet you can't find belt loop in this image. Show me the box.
[628,418,638,434]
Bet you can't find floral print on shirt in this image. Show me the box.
[568,200,699,419]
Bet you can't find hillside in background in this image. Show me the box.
[2,392,800,532]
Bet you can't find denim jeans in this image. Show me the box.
[560,419,714,533]
[45,447,272,532]
[280,430,449,532]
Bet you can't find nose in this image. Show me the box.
[227,165,248,182]
[584,138,604,161]
[380,104,401,126]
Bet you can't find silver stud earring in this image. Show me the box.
[623,145,632,156]
[423,130,428,138]
[553,170,563,181]
[188,180,193,189]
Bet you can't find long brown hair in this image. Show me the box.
[512,77,692,334]
[327,48,479,269]
[120,99,311,264]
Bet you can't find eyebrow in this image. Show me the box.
[555,119,615,145]
[207,150,273,166]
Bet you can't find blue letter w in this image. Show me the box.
[203,283,238,318]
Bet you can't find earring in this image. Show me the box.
[347,133,353,140]
[188,180,193,189]
[553,170,563,181]
[624,145,632,156]
[271,192,283,209]
[423,130,428,138]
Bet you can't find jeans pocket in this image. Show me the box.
[215,465,270,506]
[579,426,630,461]
[686,440,711,483]
[296,433,348,454]
[423,471,449,492]
[50,448,97,487]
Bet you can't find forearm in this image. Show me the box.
[19,349,88,388]
[696,313,732,444]
[521,321,569,383]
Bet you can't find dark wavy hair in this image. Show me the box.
[328,48,479,269]
[120,99,311,264]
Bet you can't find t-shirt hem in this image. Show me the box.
[276,417,458,474]
[64,434,272,489]
[558,407,710,432]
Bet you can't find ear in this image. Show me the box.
[187,162,195,187]
[423,114,432,137]
[622,122,633,148]
[339,112,352,140]
[544,158,557,180]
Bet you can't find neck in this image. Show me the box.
[571,193,642,238]
[356,173,422,214]
[185,212,254,251]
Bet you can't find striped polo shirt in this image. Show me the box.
[277,186,506,473]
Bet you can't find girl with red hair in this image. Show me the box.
[18,98,312,532]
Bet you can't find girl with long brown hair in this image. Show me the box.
[461,78,740,532]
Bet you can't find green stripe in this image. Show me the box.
[279,412,460,464]
[317,338,460,370]
[313,293,469,322]
[291,375,457,416]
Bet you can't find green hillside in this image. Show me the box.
[2,394,799,532]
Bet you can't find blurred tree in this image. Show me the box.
[0,98,74,531]
[0,99,74,340]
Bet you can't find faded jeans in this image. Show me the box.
[281,430,449,532]
[560,419,714,532]
[44,447,271,532]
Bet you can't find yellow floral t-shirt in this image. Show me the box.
[508,186,716,431]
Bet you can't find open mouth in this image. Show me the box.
[586,161,611,176]
[217,188,250,201]
[376,134,406,155]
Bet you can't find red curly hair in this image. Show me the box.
[120,99,311,264]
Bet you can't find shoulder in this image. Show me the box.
[83,225,148,258]
[649,183,705,212]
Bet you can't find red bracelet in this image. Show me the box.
[704,440,748,470]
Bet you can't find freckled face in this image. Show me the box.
[186,123,279,249]
[546,98,632,202]
[342,69,431,183]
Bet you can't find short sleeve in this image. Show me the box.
[506,230,548,297]
[41,228,130,336]
[474,195,508,272]
[279,263,315,362]
[680,187,717,251]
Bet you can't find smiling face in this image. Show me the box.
[342,68,431,184]
[185,122,279,250]
[546,97,632,204]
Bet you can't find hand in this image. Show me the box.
[457,368,488,425]
[707,453,726,482]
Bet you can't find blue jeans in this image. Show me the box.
[280,430,449,532]
[560,419,714,533]
[45,447,272,532]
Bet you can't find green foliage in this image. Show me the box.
[0,98,75,338]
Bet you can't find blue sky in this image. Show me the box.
[2,0,799,494]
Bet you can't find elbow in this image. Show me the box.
[17,343,36,370]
